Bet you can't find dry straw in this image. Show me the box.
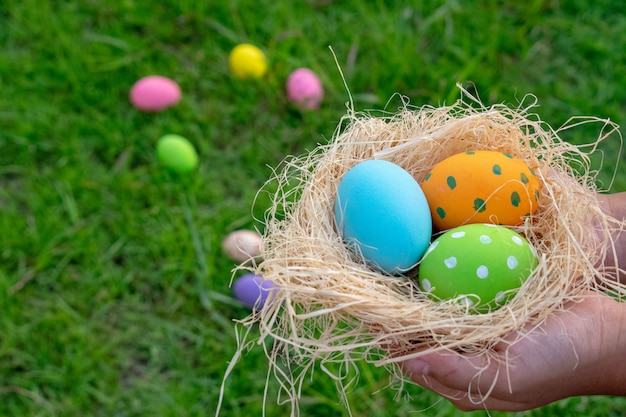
[218,88,625,415]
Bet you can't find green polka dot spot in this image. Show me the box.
[436,207,446,219]
[511,191,521,207]
[535,189,540,201]
[446,176,456,190]
[418,223,537,313]
[492,164,502,175]
[521,173,529,184]
[425,172,431,181]
[473,198,486,213]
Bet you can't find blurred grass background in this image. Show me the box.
[1,0,626,416]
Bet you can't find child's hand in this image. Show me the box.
[402,292,626,411]
[401,192,626,411]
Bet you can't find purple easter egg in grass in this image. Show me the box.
[232,273,276,309]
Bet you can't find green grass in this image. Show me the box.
[1,0,626,416]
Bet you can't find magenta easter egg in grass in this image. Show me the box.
[130,75,181,112]
[286,68,323,110]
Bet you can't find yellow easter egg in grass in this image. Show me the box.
[229,43,267,80]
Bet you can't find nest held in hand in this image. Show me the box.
[220,90,625,414]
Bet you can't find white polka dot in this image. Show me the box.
[458,296,474,307]
[507,255,519,269]
[495,291,506,303]
[421,279,432,292]
[451,231,466,238]
[424,241,438,257]
[512,236,523,246]
[476,265,489,279]
[479,235,492,244]
[444,257,457,268]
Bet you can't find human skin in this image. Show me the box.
[598,192,626,283]
[401,192,626,412]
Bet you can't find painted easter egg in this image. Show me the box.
[419,223,537,312]
[232,273,275,310]
[222,229,262,263]
[130,75,181,111]
[156,134,198,173]
[286,68,323,110]
[229,43,267,79]
[334,160,432,275]
[421,151,541,231]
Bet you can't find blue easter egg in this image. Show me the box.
[334,160,432,274]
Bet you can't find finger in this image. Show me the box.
[403,350,501,393]
[406,361,526,412]
[407,371,468,404]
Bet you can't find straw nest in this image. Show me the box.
[221,90,625,413]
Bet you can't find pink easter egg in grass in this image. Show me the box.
[130,75,181,111]
[286,68,323,110]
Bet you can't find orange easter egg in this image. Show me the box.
[421,151,541,231]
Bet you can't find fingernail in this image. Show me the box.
[406,359,430,377]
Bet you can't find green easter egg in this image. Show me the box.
[419,224,537,313]
[156,134,198,173]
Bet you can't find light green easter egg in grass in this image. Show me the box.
[156,134,198,173]
[419,223,538,313]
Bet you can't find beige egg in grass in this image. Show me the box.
[222,229,262,263]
